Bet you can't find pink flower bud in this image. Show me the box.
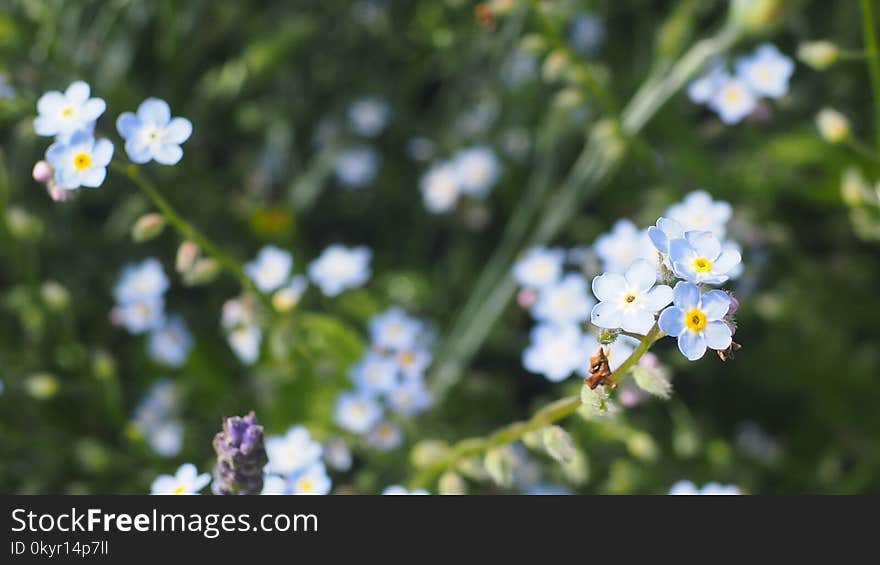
[517,288,537,309]
[32,161,53,184]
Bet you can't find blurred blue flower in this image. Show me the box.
[45,131,113,190]
[383,485,429,495]
[0,74,15,99]
[347,97,391,137]
[531,273,594,325]
[522,323,590,382]
[335,146,380,188]
[420,161,461,213]
[148,315,193,368]
[114,258,169,304]
[665,190,733,239]
[394,347,432,380]
[226,324,262,365]
[590,258,672,334]
[116,98,192,165]
[265,425,323,476]
[594,219,658,274]
[387,379,432,416]
[245,245,293,293]
[334,391,382,434]
[308,244,372,296]
[288,463,332,495]
[669,231,741,285]
[368,307,422,351]
[116,297,166,334]
[512,246,566,289]
[735,43,794,99]
[34,80,106,139]
[658,282,732,361]
[669,480,741,495]
[569,13,605,55]
[688,63,727,104]
[366,421,403,451]
[150,463,211,495]
[708,74,757,124]
[350,351,400,395]
[452,146,501,197]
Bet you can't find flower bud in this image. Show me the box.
[631,364,673,399]
[32,160,53,183]
[182,258,221,286]
[542,425,576,463]
[40,280,70,311]
[580,383,614,418]
[484,445,515,488]
[46,180,76,202]
[454,457,489,481]
[798,40,839,70]
[841,168,869,207]
[542,49,570,83]
[560,449,590,486]
[626,432,659,461]
[729,0,786,35]
[25,372,58,400]
[438,471,467,495]
[816,108,850,144]
[212,411,268,495]
[176,241,200,273]
[131,213,167,242]
[521,430,544,450]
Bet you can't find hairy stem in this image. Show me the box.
[412,325,661,489]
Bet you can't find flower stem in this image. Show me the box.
[111,162,267,303]
[411,326,661,489]
[860,0,880,153]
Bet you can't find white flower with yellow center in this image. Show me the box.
[816,108,850,144]
[265,426,323,476]
[452,146,501,197]
[420,162,461,213]
[150,463,211,495]
[664,190,733,239]
[350,352,399,395]
[308,244,372,297]
[531,273,595,325]
[590,259,672,335]
[669,231,741,285]
[333,392,382,434]
[594,219,659,274]
[34,81,106,139]
[245,245,293,293]
[735,43,794,99]
[290,464,332,495]
[512,246,566,289]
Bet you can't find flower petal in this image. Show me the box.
[125,138,152,164]
[152,143,183,165]
[64,81,90,104]
[642,284,673,311]
[79,167,106,188]
[163,117,192,144]
[658,306,685,336]
[704,321,732,350]
[620,308,655,335]
[684,230,721,260]
[647,226,668,253]
[672,281,700,310]
[91,139,114,167]
[80,98,106,122]
[116,112,140,139]
[700,290,731,320]
[678,331,707,360]
[625,258,658,292]
[137,98,171,126]
[591,272,625,302]
[668,237,695,265]
[712,248,742,275]
[37,91,65,116]
[590,301,623,329]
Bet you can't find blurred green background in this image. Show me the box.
[1,0,879,494]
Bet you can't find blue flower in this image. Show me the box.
[288,463,332,495]
[335,146,380,188]
[658,282,732,361]
[522,323,590,382]
[368,307,422,351]
[708,74,757,124]
[590,259,672,335]
[569,13,605,55]
[307,244,372,296]
[530,273,594,325]
[594,219,658,274]
[366,421,403,451]
[452,146,501,197]
[34,81,106,139]
[150,463,211,495]
[512,246,566,289]
[265,426,323,476]
[420,161,461,213]
[350,352,400,395]
[116,98,192,165]
[114,258,169,304]
[116,297,165,334]
[669,231,741,285]
[735,43,794,99]
[333,391,382,434]
[148,315,193,368]
[688,62,727,104]
[387,379,432,416]
[45,131,113,190]
[647,217,685,254]
[347,97,391,137]
[245,245,293,293]
[664,190,733,239]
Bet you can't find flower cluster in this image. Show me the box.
[112,258,193,367]
[688,44,794,124]
[593,190,741,361]
[263,426,332,495]
[333,307,434,449]
[131,379,184,457]
[420,146,502,213]
[332,97,391,188]
[32,81,191,198]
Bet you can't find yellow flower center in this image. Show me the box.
[299,480,312,492]
[62,107,75,118]
[624,293,636,304]
[73,152,91,170]
[399,351,415,365]
[172,485,185,495]
[685,308,707,331]
[723,88,742,104]
[692,257,712,273]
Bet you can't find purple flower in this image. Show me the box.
[212,411,268,495]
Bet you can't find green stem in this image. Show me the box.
[861,0,880,152]
[412,326,661,489]
[111,162,268,304]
